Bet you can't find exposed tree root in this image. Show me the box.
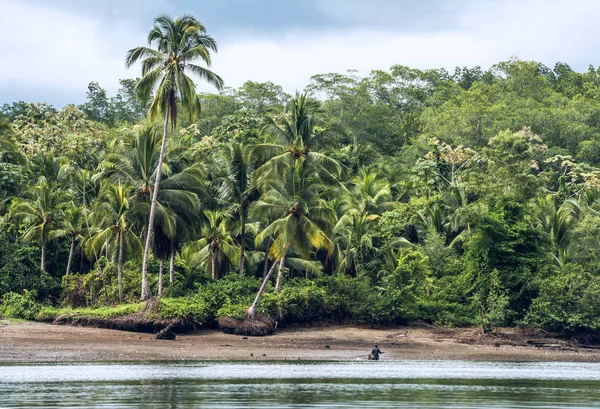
[218,315,277,336]
[51,300,195,334]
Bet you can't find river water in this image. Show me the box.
[1,361,600,408]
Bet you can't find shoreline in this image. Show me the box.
[1,320,600,363]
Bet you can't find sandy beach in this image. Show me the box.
[1,320,599,363]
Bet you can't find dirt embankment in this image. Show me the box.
[1,320,600,363]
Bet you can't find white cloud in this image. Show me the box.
[212,0,600,92]
[314,0,466,28]
[2,0,600,105]
[0,0,145,97]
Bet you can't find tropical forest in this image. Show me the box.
[3,14,600,339]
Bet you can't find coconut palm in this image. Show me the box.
[247,160,335,318]
[10,177,68,272]
[153,226,171,297]
[97,126,205,298]
[183,210,239,280]
[333,212,379,276]
[0,116,16,152]
[340,168,397,216]
[57,202,86,276]
[249,92,341,184]
[27,153,63,185]
[530,195,579,261]
[88,183,142,303]
[126,14,223,300]
[214,142,258,275]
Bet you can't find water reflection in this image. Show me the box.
[1,361,600,408]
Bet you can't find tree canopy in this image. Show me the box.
[2,34,600,337]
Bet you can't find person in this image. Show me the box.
[368,345,383,360]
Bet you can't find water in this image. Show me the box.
[1,361,600,408]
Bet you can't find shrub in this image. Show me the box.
[260,280,327,323]
[158,296,208,324]
[526,265,600,334]
[216,302,247,320]
[196,274,262,324]
[60,259,146,307]
[0,290,40,320]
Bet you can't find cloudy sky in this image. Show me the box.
[1,0,599,107]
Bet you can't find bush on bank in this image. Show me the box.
[2,268,600,338]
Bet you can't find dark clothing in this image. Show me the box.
[371,348,382,358]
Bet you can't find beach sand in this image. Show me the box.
[1,320,599,363]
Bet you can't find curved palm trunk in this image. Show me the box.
[274,256,286,293]
[169,243,175,284]
[118,230,124,303]
[140,110,169,300]
[158,258,164,297]
[248,259,279,319]
[66,236,75,276]
[262,237,271,278]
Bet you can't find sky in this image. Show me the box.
[1,0,600,107]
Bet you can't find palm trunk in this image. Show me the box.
[118,229,124,303]
[79,249,84,274]
[40,242,46,273]
[66,236,75,276]
[169,243,175,284]
[140,109,169,300]
[248,259,278,319]
[262,237,271,278]
[239,216,246,275]
[274,256,286,293]
[210,242,217,280]
[158,258,164,297]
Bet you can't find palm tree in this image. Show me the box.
[247,160,335,318]
[333,212,379,276]
[126,14,223,300]
[0,116,16,152]
[214,142,257,275]
[340,168,397,216]
[530,195,579,262]
[153,226,171,297]
[10,177,68,272]
[97,126,205,298]
[88,183,141,303]
[183,210,239,280]
[249,92,340,184]
[57,202,86,276]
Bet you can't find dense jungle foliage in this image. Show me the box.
[2,15,600,336]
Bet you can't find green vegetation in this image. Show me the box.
[2,14,600,339]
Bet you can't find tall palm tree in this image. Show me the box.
[97,126,205,298]
[57,202,86,276]
[88,183,142,303]
[126,14,223,300]
[214,142,257,275]
[10,177,68,272]
[248,160,335,318]
[249,92,340,184]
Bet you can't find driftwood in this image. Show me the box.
[155,323,176,340]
